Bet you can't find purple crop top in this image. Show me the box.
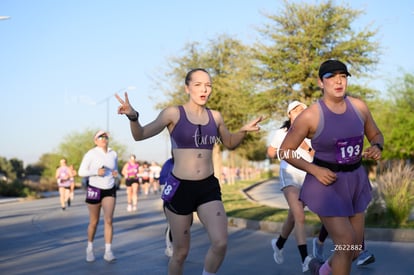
[170,106,220,150]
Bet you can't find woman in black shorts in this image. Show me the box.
[116,68,262,275]
[78,130,119,263]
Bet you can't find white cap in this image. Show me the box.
[287,101,307,115]
[94,130,109,140]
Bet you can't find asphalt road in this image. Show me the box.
[0,185,413,275]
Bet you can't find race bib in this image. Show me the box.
[161,174,180,202]
[57,178,71,187]
[86,186,101,201]
[335,135,363,164]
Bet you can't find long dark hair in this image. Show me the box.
[280,119,291,130]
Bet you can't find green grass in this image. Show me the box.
[222,178,414,229]
[221,179,321,226]
[373,162,414,228]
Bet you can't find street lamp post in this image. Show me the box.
[97,86,136,132]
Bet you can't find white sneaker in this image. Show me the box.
[312,237,324,261]
[86,247,95,262]
[165,225,173,257]
[104,250,116,262]
[127,204,132,212]
[164,246,173,257]
[271,238,284,264]
[302,255,313,272]
[356,250,375,266]
[132,205,137,211]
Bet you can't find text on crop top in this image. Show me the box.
[170,106,220,149]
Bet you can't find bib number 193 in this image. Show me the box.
[335,136,363,164]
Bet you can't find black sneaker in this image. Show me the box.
[67,198,71,207]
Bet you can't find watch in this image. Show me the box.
[373,143,383,151]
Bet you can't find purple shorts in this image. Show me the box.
[299,166,372,216]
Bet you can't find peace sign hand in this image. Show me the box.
[241,116,264,132]
[115,92,136,117]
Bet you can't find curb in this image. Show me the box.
[239,179,414,243]
[0,197,21,204]
[227,216,414,243]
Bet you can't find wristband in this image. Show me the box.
[126,111,139,122]
[372,143,383,151]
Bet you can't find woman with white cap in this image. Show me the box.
[267,100,314,273]
[78,130,119,263]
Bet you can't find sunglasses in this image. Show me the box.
[97,135,108,140]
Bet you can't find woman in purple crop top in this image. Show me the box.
[115,68,263,275]
[279,60,384,275]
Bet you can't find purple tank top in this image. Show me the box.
[127,162,139,178]
[170,106,219,150]
[312,97,364,164]
[58,167,70,180]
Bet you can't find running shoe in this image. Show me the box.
[356,250,375,266]
[104,250,116,262]
[308,258,323,274]
[86,247,95,262]
[312,237,324,261]
[271,238,284,264]
[132,205,137,212]
[67,198,71,207]
[165,225,173,257]
[302,255,313,272]
[127,204,132,212]
[164,246,173,257]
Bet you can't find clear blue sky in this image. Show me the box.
[1,0,413,166]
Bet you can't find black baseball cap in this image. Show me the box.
[318,60,351,79]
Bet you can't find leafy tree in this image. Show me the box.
[254,0,380,118]
[0,157,16,181]
[153,41,205,108]
[9,158,25,179]
[37,153,62,178]
[36,129,127,180]
[56,129,98,170]
[155,35,267,157]
[153,35,267,179]
[25,163,44,176]
[376,73,414,160]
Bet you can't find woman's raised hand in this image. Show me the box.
[241,116,264,132]
[115,92,136,116]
